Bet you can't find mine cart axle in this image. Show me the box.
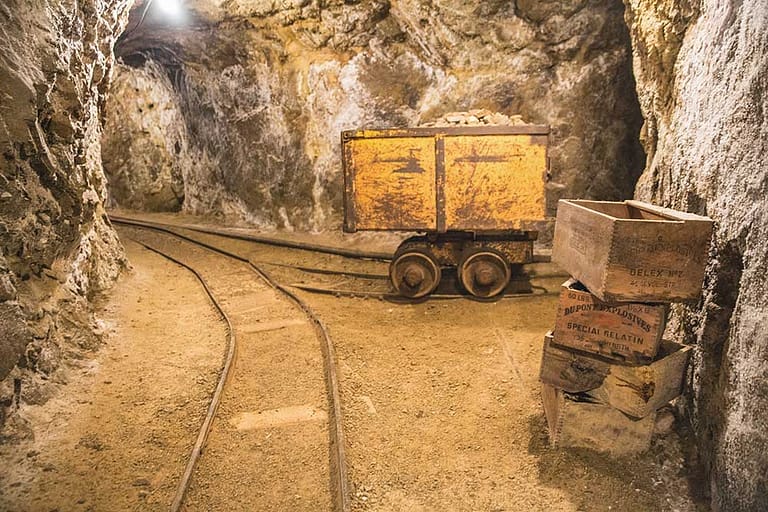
[389,232,536,298]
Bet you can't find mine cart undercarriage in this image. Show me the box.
[389,231,536,298]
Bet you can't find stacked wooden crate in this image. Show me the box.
[540,199,713,455]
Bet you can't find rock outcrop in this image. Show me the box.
[107,0,645,229]
[102,61,185,211]
[0,0,130,424]
[624,1,768,510]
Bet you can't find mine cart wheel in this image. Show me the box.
[389,249,442,298]
[458,248,511,298]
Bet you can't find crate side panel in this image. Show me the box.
[540,333,612,393]
[553,279,667,362]
[594,342,692,418]
[347,137,437,231]
[552,200,615,297]
[557,393,655,455]
[540,381,562,443]
[557,395,656,456]
[605,218,714,301]
[443,134,547,231]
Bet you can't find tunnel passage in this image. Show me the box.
[5,0,767,511]
[103,0,645,231]
[101,2,768,508]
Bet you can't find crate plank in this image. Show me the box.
[553,278,667,362]
[590,340,692,418]
[552,200,713,302]
[540,332,614,392]
[550,199,615,296]
[540,334,692,418]
[541,383,656,456]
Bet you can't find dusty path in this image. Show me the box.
[120,227,334,512]
[0,239,225,511]
[1,215,707,511]
[120,218,705,512]
[307,293,697,511]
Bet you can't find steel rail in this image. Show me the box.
[119,223,351,512]
[126,238,237,512]
[111,217,390,279]
[247,264,351,512]
[114,217,555,303]
[108,214,554,264]
[254,260,388,280]
[110,214,392,261]
[111,217,391,280]
[288,283,557,302]
[114,217,560,281]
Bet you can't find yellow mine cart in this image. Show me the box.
[341,125,550,299]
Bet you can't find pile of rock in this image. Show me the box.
[420,110,527,127]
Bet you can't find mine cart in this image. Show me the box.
[341,125,550,298]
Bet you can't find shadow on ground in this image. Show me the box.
[526,412,711,512]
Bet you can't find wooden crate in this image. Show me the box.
[541,383,656,456]
[552,200,713,302]
[341,126,549,233]
[553,278,667,362]
[540,333,692,418]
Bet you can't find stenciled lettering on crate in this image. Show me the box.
[552,200,713,302]
[553,278,667,363]
[540,334,692,418]
[541,383,656,456]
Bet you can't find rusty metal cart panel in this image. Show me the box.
[342,126,549,233]
[343,135,437,231]
[443,133,548,231]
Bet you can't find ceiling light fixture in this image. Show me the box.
[155,0,184,18]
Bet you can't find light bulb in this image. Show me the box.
[155,0,183,18]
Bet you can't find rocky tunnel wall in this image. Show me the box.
[104,0,646,231]
[623,1,768,510]
[0,0,130,412]
[3,2,766,511]
[1,0,646,435]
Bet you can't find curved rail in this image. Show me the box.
[118,222,350,512]
[114,217,559,301]
[247,264,350,512]
[127,239,238,512]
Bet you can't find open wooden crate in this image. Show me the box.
[540,333,692,418]
[552,200,713,302]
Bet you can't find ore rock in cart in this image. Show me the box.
[341,125,551,298]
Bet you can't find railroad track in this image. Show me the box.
[118,224,349,512]
[110,216,559,302]
[111,215,564,511]
[110,214,392,260]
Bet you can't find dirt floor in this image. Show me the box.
[0,239,226,511]
[0,215,709,511]
[127,227,334,511]
[315,294,696,512]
